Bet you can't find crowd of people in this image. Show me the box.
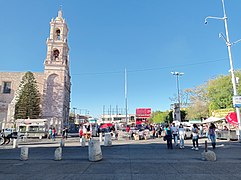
[47,122,220,150]
[47,127,56,141]
[47,127,68,141]
[163,122,217,150]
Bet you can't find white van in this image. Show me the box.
[16,119,48,139]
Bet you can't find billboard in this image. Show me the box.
[136,108,151,118]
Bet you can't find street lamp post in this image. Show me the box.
[73,107,77,124]
[125,68,128,124]
[205,0,241,141]
[171,71,184,122]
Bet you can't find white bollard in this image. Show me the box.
[99,133,102,142]
[13,139,18,149]
[20,147,29,161]
[88,139,102,162]
[80,137,86,147]
[104,133,112,146]
[201,150,216,161]
[54,147,62,161]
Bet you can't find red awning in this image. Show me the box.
[226,112,238,126]
[100,123,113,129]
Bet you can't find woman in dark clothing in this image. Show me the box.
[164,124,173,149]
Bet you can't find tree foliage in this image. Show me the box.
[14,71,41,119]
[150,110,187,124]
[185,85,209,120]
[184,71,241,119]
[167,110,187,123]
[169,90,189,107]
[207,75,233,110]
[149,111,169,124]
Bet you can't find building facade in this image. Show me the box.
[0,9,71,132]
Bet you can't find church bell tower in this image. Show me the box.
[42,9,71,132]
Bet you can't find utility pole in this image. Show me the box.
[125,68,128,124]
[205,0,241,141]
[73,107,77,125]
[171,71,184,122]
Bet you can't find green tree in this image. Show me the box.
[206,71,241,111]
[184,71,241,119]
[207,75,233,110]
[185,85,209,120]
[149,111,169,123]
[165,110,187,123]
[14,71,41,119]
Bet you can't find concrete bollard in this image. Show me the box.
[60,139,65,147]
[80,137,86,147]
[99,133,103,142]
[104,133,112,146]
[54,147,62,161]
[201,150,216,161]
[20,147,29,161]
[13,139,18,149]
[88,139,102,162]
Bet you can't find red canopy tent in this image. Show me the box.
[225,112,238,126]
[100,123,113,129]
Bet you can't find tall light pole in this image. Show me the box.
[171,71,184,122]
[205,0,241,141]
[125,68,128,124]
[73,107,77,125]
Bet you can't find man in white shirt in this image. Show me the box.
[171,123,178,146]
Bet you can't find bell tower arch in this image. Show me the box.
[42,9,71,133]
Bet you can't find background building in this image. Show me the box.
[0,9,71,133]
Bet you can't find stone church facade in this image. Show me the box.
[0,9,71,132]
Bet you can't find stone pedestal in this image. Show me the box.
[104,133,112,146]
[99,133,103,142]
[54,147,62,161]
[20,147,28,161]
[13,139,18,148]
[88,139,102,162]
[201,150,216,161]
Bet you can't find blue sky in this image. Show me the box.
[1,0,241,118]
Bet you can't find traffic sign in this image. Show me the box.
[233,96,241,108]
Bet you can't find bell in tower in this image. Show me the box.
[45,8,69,65]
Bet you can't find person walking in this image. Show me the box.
[52,127,56,141]
[79,126,83,144]
[191,124,199,150]
[64,127,68,139]
[208,123,216,149]
[171,123,178,146]
[62,127,66,139]
[48,127,52,139]
[164,124,173,149]
[199,124,203,137]
[178,124,185,149]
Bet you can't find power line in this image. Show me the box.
[71,57,228,76]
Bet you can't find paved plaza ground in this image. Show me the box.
[0,137,241,180]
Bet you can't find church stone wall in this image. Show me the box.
[0,72,44,128]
